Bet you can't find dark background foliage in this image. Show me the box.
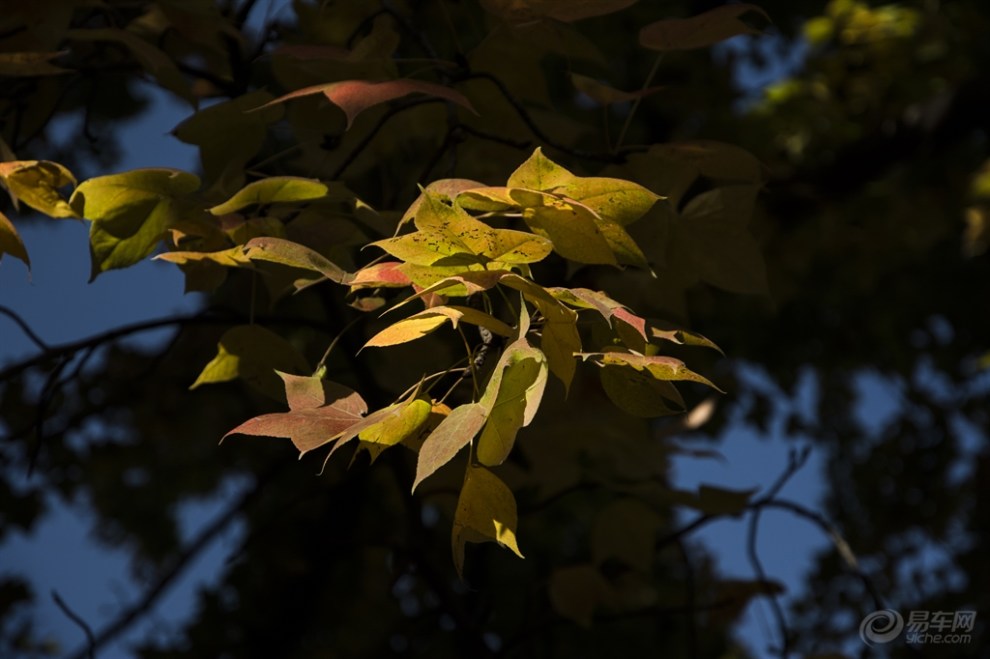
[1,1,987,657]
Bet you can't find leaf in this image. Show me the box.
[413,403,488,491]
[173,90,284,189]
[67,28,194,104]
[678,185,768,294]
[481,0,637,24]
[694,484,758,516]
[349,261,412,290]
[476,341,548,466]
[554,176,661,226]
[0,160,77,218]
[280,372,365,413]
[240,237,351,284]
[223,400,369,455]
[0,51,70,76]
[0,211,29,269]
[570,73,663,106]
[501,275,582,392]
[365,306,513,348]
[639,4,770,51]
[579,350,721,390]
[155,246,251,268]
[326,395,433,458]
[548,565,615,626]
[649,322,723,354]
[507,147,575,192]
[456,186,519,213]
[591,498,663,570]
[191,325,311,401]
[209,177,329,215]
[254,79,476,129]
[400,179,486,227]
[373,193,552,266]
[513,189,617,265]
[649,141,764,184]
[69,169,201,278]
[600,365,685,418]
[451,465,524,578]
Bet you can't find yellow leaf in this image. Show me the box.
[365,306,514,348]
[0,210,29,269]
[452,465,524,578]
[0,160,77,218]
[413,403,488,491]
[507,147,575,192]
[476,341,548,466]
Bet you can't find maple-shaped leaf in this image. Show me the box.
[512,189,616,265]
[508,147,575,192]
[255,79,476,129]
[330,397,433,466]
[400,179,486,227]
[476,340,548,466]
[451,465,524,578]
[639,4,770,52]
[223,373,368,455]
[365,306,513,348]
[413,403,488,491]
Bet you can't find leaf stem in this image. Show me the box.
[614,54,663,154]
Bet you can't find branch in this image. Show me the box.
[63,465,280,659]
[0,304,50,351]
[51,591,95,659]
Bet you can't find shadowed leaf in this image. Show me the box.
[451,465,524,578]
[209,177,329,215]
[0,211,29,269]
[639,4,770,51]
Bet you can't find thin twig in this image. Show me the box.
[614,54,663,153]
[51,591,96,659]
[0,305,50,351]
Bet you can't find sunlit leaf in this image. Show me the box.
[239,236,351,284]
[639,4,770,51]
[0,211,29,269]
[579,350,721,390]
[69,168,201,278]
[513,189,616,265]
[554,176,661,226]
[191,325,312,401]
[476,341,548,466]
[507,147,575,192]
[155,246,250,268]
[0,160,77,218]
[209,177,329,215]
[400,179,485,227]
[349,261,412,290]
[254,79,477,129]
[451,465,524,578]
[413,403,488,491]
[365,306,513,348]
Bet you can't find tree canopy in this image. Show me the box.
[0,0,986,657]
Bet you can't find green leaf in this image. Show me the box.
[451,465,524,578]
[513,189,617,265]
[476,341,548,466]
[0,210,29,269]
[0,160,77,218]
[413,403,488,491]
[209,177,329,215]
[507,147,575,192]
[254,79,477,129]
[639,4,770,51]
[400,179,486,226]
[554,176,661,226]
[365,306,513,348]
[502,275,582,392]
[191,325,312,401]
[70,168,201,278]
[155,246,251,268]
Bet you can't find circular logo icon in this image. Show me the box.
[859,610,904,646]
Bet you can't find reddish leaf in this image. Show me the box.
[413,403,488,491]
[255,79,477,129]
[639,4,770,52]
